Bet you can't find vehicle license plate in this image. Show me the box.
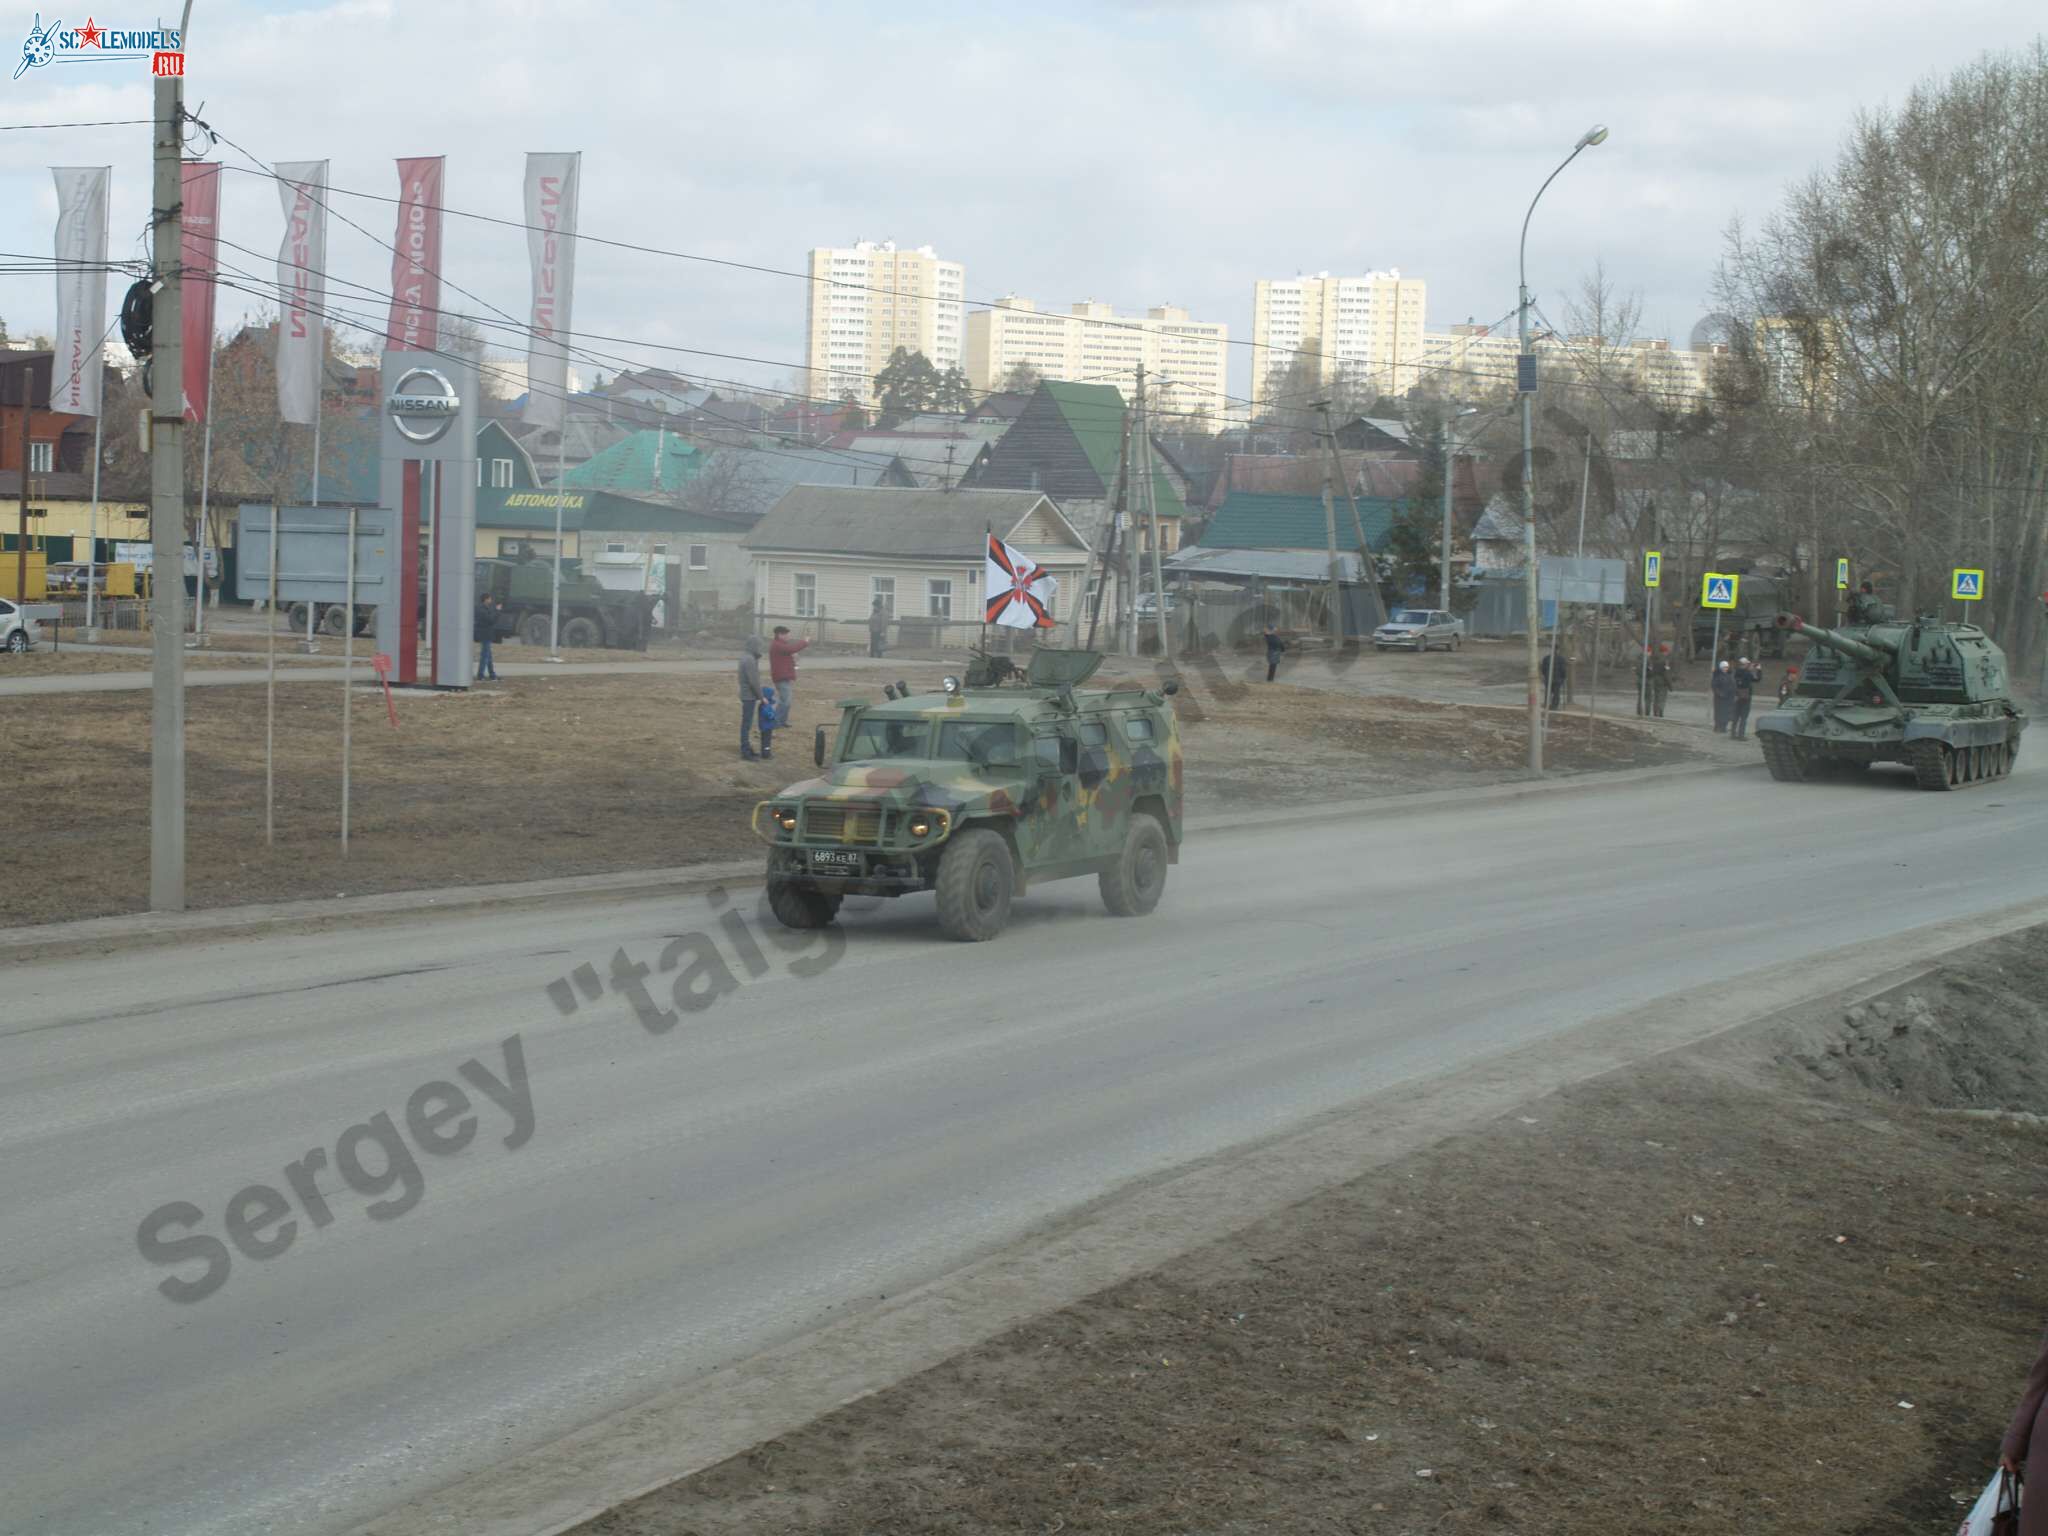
[808,849,863,873]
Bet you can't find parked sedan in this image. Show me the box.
[1374,608,1464,652]
[0,597,41,653]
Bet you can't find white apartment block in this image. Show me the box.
[1250,270,1427,407]
[1414,323,1733,408]
[805,240,966,406]
[965,297,1230,422]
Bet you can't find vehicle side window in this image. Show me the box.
[1034,734,1062,770]
[1124,715,1155,741]
[1077,720,1108,747]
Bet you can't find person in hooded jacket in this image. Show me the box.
[739,635,769,760]
[1710,659,1735,732]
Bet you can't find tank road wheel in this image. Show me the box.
[935,828,1013,942]
[1760,734,1807,783]
[1100,812,1170,918]
[562,615,603,648]
[1906,738,1953,791]
[519,613,551,648]
[765,858,842,929]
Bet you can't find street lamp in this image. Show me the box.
[1519,123,1608,773]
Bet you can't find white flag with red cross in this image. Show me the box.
[984,532,1058,629]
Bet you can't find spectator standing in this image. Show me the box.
[1646,648,1673,718]
[738,635,767,761]
[1263,624,1285,683]
[473,593,500,682]
[1730,656,1760,740]
[2000,1322,2048,1536]
[1710,660,1735,732]
[868,599,889,658]
[769,625,809,727]
[1540,649,1568,710]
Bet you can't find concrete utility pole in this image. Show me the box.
[1312,403,1342,646]
[1135,364,1172,662]
[1316,402,1374,622]
[148,56,189,911]
[1440,418,1456,613]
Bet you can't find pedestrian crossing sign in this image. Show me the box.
[1953,568,1984,601]
[1702,572,1739,610]
[1644,550,1661,588]
[1836,557,1850,590]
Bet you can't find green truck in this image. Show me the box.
[753,648,1184,941]
[474,556,655,650]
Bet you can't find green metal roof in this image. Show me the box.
[1201,491,1403,553]
[1041,380,1190,526]
[563,429,705,494]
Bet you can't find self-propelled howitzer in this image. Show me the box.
[1754,612,2026,789]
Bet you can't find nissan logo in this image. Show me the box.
[386,365,461,445]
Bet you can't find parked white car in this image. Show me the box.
[0,597,41,653]
[1374,608,1464,652]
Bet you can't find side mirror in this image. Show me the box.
[814,724,827,767]
[1059,737,1078,775]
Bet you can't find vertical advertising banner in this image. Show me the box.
[385,156,445,352]
[522,151,580,432]
[180,161,221,422]
[274,160,330,426]
[51,165,110,416]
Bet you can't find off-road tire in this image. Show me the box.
[765,871,842,929]
[935,828,1013,942]
[519,613,551,648]
[286,602,313,633]
[562,615,603,648]
[318,605,351,637]
[1760,733,1807,783]
[1099,812,1169,917]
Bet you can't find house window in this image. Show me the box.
[491,458,515,489]
[794,572,817,617]
[28,441,52,474]
[687,543,708,570]
[871,575,895,616]
[499,537,558,558]
[927,577,953,619]
[651,543,670,557]
[605,542,626,554]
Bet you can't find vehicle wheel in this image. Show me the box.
[286,602,313,632]
[5,629,27,652]
[765,864,842,930]
[562,615,602,648]
[1099,812,1169,917]
[519,613,551,648]
[934,828,1013,942]
[1452,633,1462,650]
[318,606,350,637]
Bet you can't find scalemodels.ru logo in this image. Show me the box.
[13,12,184,79]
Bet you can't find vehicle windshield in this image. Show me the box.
[934,720,1023,767]
[842,716,930,760]
[1395,610,1432,624]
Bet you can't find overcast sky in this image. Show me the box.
[0,0,2040,408]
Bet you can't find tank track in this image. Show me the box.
[1905,735,2017,791]
[1759,733,1806,782]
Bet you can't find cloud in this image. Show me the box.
[0,0,2039,406]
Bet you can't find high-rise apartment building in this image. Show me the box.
[964,297,1230,422]
[804,240,966,406]
[1250,270,1427,408]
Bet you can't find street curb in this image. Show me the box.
[0,757,1752,966]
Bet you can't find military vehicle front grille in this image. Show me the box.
[805,805,884,845]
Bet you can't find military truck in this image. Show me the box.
[1754,610,2027,787]
[475,556,655,650]
[753,648,1183,941]
[1692,570,1790,659]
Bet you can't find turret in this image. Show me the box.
[1775,613,1894,668]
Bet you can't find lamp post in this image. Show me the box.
[1519,122,1608,773]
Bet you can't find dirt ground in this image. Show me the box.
[583,926,2048,1536]
[0,668,1700,927]
[2,649,263,677]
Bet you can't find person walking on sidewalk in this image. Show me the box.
[1730,655,1760,740]
[1999,1322,2048,1536]
[1710,659,1735,732]
[1645,648,1672,718]
[867,599,889,658]
[769,625,808,727]
[473,593,500,682]
[1263,624,1285,683]
[738,635,768,761]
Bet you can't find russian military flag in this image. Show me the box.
[985,532,1058,629]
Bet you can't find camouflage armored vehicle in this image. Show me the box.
[1754,608,2027,788]
[753,648,1183,941]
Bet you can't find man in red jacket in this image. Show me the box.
[768,625,808,727]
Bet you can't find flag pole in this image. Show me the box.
[980,522,990,658]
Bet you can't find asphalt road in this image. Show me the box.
[4,757,2047,1536]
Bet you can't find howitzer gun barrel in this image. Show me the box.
[1775,613,1893,666]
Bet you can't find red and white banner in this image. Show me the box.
[385,156,444,352]
[51,165,110,417]
[273,160,329,426]
[180,161,221,423]
[985,532,1058,629]
[522,151,580,431]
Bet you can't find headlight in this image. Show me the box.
[941,675,960,695]
[775,808,798,832]
[908,816,932,838]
